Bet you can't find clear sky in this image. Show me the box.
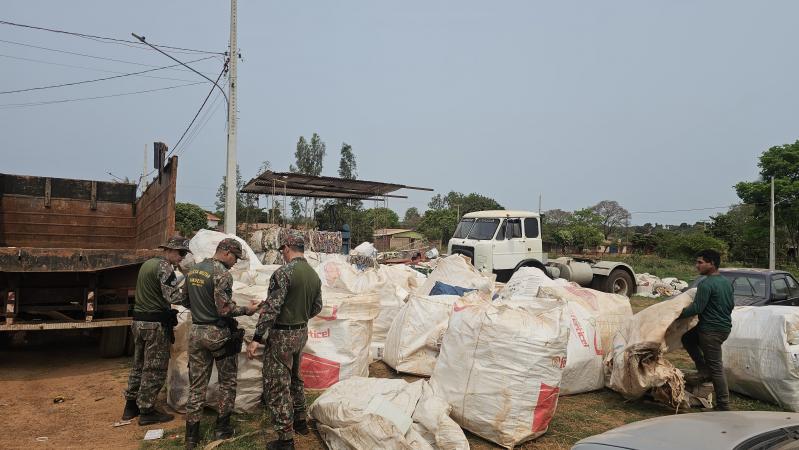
[2,1,797,225]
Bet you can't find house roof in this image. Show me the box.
[374,228,413,237]
[206,212,220,221]
[240,171,432,201]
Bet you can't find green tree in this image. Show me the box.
[565,208,605,252]
[289,134,326,223]
[403,207,422,228]
[427,191,503,215]
[735,140,799,251]
[542,208,572,243]
[709,204,768,265]
[215,164,268,225]
[655,230,728,260]
[364,207,400,230]
[417,209,459,243]
[590,200,631,239]
[175,202,207,237]
[338,143,357,180]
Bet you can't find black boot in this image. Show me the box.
[121,399,139,420]
[214,414,234,439]
[138,407,174,425]
[185,421,201,450]
[266,439,295,450]
[293,418,309,436]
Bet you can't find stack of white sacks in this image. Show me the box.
[635,273,689,298]
[167,230,409,412]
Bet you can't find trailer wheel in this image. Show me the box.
[605,269,634,297]
[100,326,128,358]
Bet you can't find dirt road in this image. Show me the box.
[0,333,178,450]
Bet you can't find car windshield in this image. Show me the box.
[467,218,500,240]
[452,218,475,239]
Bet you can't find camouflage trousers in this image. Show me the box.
[262,328,308,441]
[124,321,170,410]
[186,324,239,423]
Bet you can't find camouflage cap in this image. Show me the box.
[279,230,305,249]
[159,235,191,252]
[217,237,246,259]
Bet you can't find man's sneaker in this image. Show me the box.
[121,399,139,420]
[138,407,174,425]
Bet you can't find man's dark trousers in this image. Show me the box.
[681,326,731,409]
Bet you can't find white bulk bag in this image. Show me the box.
[371,265,425,361]
[309,377,468,450]
[430,297,569,448]
[723,306,799,411]
[605,289,698,407]
[499,267,569,300]
[189,229,262,271]
[418,254,493,296]
[383,294,462,376]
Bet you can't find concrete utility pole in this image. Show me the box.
[223,0,238,234]
[770,176,776,270]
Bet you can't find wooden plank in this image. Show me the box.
[0,318,131,331]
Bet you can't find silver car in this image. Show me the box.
[572,411,799,450]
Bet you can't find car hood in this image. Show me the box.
[572,412,799,450]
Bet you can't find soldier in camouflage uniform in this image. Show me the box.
[123,235,190,426]
[184,238,258,450]
[246,230,322,450]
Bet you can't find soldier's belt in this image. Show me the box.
[273,323,307,330]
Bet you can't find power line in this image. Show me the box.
[0,19,225,55]
[0,53,199,82]
[630,205,736,214]
[178,90,225,155]
[0,81,205,109]
[0,38,221,74]
[170,64,227,156]
[0,56,214,95]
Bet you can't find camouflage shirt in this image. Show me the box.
[253,257,322,342]
[186,258,247,323]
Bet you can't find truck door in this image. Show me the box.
[786,274,799,306]
[493,218,524,270]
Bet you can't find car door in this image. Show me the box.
[770,275,792,306]
[786,274,799,306]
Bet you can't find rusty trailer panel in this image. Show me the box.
[0,318,131,331]
[0,247,159,272]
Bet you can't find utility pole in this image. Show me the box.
[770,176,776,270]
[224,0,238,234]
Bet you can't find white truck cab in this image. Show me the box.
[447,210,636,296]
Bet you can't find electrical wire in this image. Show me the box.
[0,38,221,75]
[0,19,225,55]
[0,56,214,94]
[169,64,227,156]
[0,53,199,82]
[0,81,205,109]
[178,90,225,155]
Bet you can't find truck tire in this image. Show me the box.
[100,326,128,358]
[605,269,635,297]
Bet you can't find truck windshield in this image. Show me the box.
[452,218,475,239]
[467,218,500,240]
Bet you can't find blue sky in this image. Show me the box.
[2,1,797,225]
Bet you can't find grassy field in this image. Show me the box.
[143,296,785,450]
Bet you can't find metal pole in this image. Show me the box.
[223,0,238,234]
[770,176,776,270]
